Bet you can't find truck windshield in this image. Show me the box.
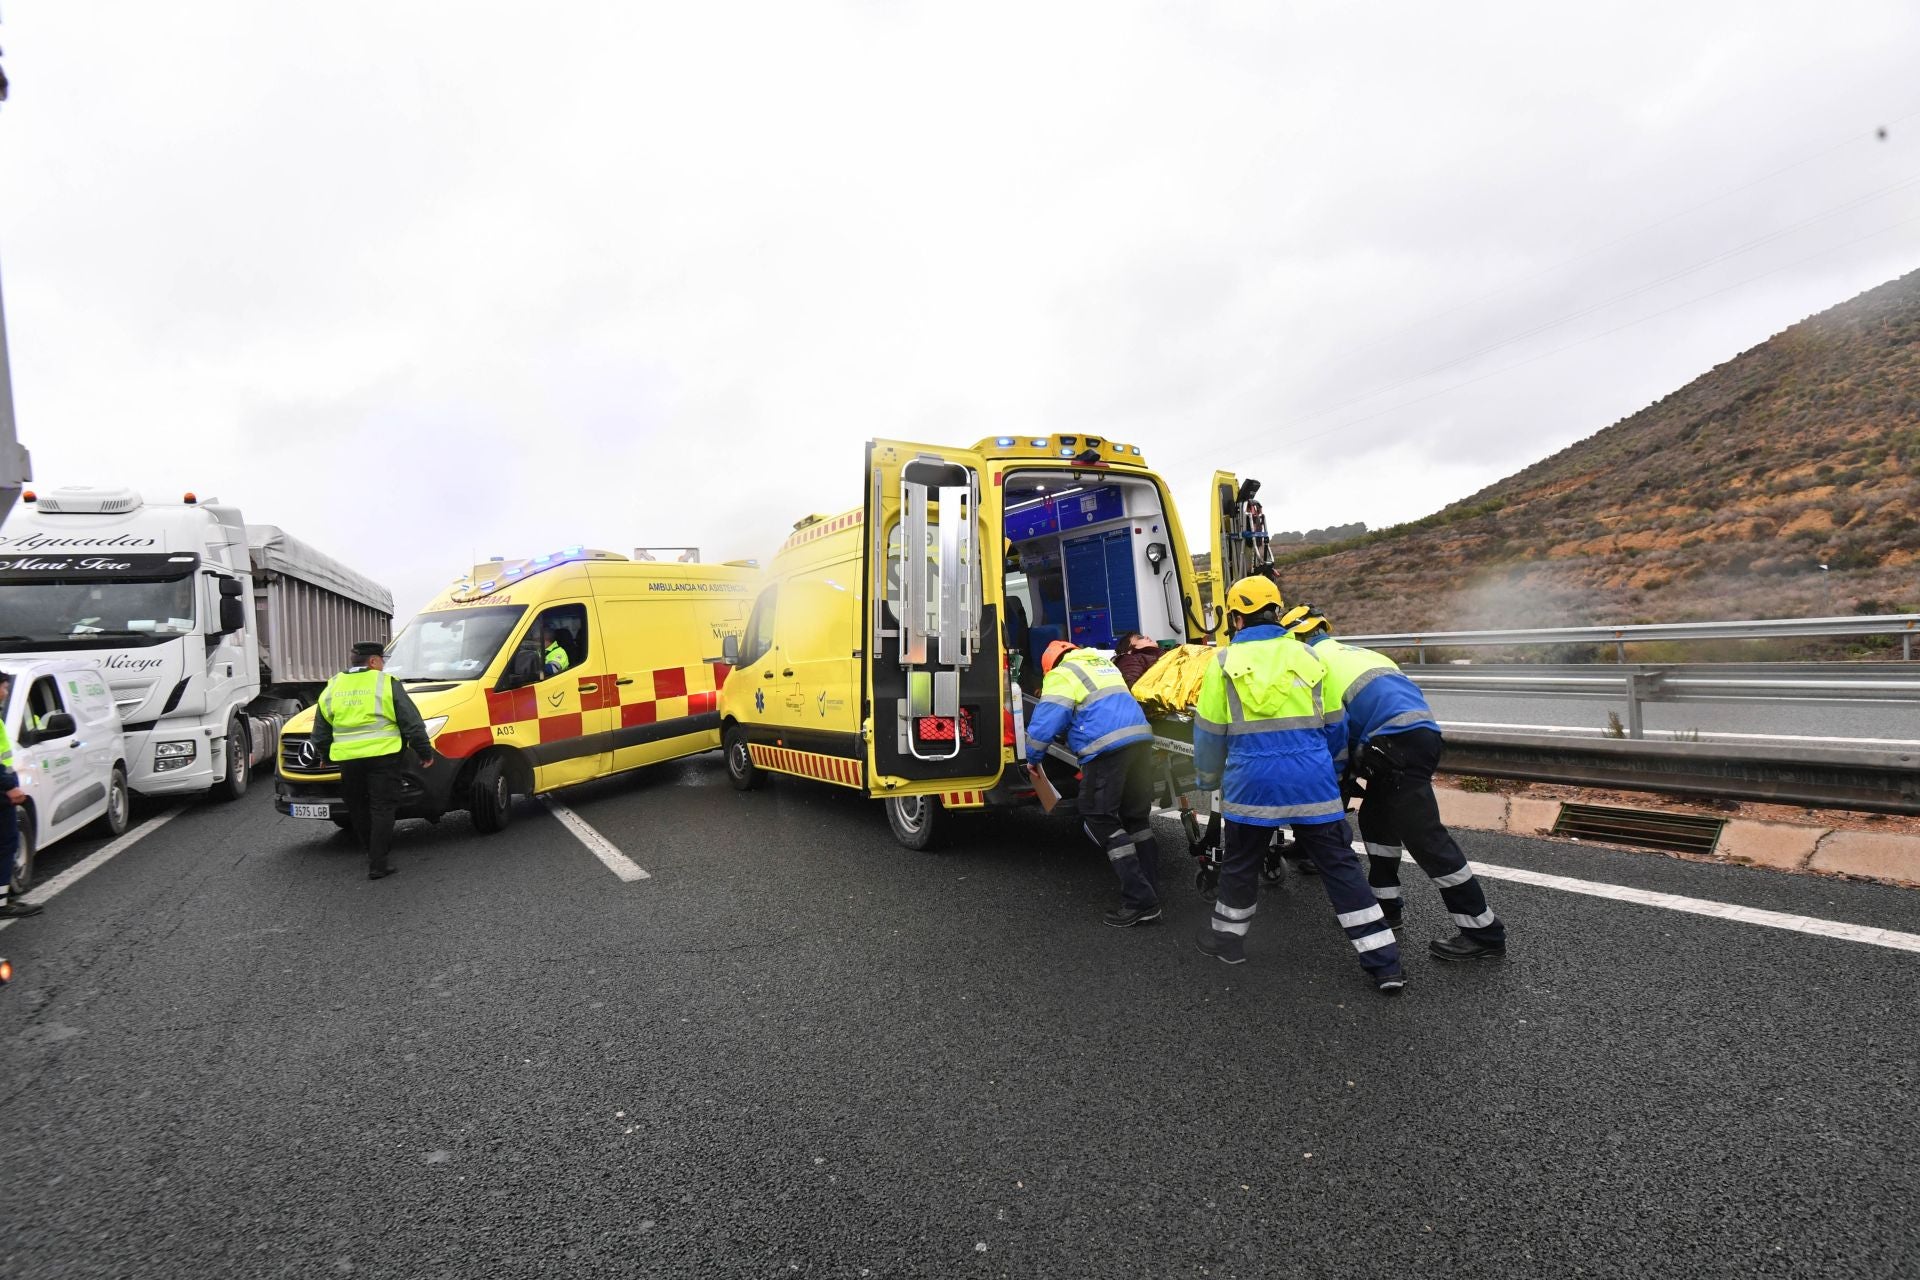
[383,604,527,681]
[0,579,198,650]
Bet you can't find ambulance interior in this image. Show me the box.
[999,471,1188,691]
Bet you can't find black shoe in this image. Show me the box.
[1379,904,1403,930]
[368,867,397,881]
[1194,927,1247,965]
[1430,933,1505,961]
[1289,859,1319,876]
[0,899,45,918]
[1104,904,1163,928]
[1373,966,1408,995]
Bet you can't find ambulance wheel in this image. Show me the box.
[724,727,762,791]
[885,794,941,852]
[470,755,514,834]
[212,714,250,802]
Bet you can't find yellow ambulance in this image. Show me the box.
[717,435,1258,848]
[275,547,757,832]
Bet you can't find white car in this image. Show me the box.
[4,659,131,893]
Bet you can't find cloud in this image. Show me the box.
[2,0,1917,619]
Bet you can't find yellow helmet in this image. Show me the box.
[1225,575,1284,617]
[1283,603,1328,636]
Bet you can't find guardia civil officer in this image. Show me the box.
[1285,605,1507,960]
[1193,578,1405,991]
[1025,640,1164,927]
[314,642,434,880]
[0,670,46,918]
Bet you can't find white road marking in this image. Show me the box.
[541,798,650,882]
[1,805,185,931]
[1145,809,1920,953]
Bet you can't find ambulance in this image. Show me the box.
[275,547,757,832]
[717,435,1261,849]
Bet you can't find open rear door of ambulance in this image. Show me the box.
[1206,470,1242,642]
[863,440,1006,806]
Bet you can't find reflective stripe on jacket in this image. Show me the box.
[1024,649,1153,765]
[1192,625,1344,827]
[544,642,571,674]
[318,669,405,761]
[1305,635,1438,761]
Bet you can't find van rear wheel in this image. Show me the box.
[470,754,514,834]
[96,765,131,836]
[885,794,941,852]
[9,816,36,896]
[725,727,762,791]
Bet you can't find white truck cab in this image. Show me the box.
[3,658,130,892]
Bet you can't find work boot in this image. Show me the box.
[1194,927,1246,965]
[1289,859,1319,877]
[1378,901,1404,930]
[368,866,397,881]
[1430,933,1505,961]
[0,899,45,918]
[1372,966,1408,995]
[1103,904,1163,928]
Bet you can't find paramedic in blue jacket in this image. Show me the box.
[1286,604,1507,960]
[1192,579,1405,990]
[1025,640,1162,928]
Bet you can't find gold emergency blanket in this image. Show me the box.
[1128,644,1216,718]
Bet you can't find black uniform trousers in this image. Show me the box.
[1355,727,1504,943]
[1077,741,1161,910]
[339,754,404,872]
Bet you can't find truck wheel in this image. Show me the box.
[885,794,941,852]
[93,765,131,837]
[470,755,514,834]
[724,727,762,791]
[9,815,36,896]
[212,714,250,802]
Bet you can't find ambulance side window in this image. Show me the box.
[738,587,777,669]
[531,604,588,681]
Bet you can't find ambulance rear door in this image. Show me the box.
[862,439,1006,797]
[1207,468,1254,641]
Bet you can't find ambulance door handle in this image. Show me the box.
[578,683,600,694]
[616,678,635,686]
[782,669,795,677]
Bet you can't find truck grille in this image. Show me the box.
[279,732,331,776]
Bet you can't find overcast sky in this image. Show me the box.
[3,1,1918,617]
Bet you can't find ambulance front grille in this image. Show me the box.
[279,733,330,776]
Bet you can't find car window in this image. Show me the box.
[738,586,777,668]
[529,603,589,682]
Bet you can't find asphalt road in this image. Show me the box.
[1424,689,1920,745]
[3,760,1918,1279]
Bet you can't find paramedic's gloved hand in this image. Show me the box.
[6,787,25,807]
[418,751,435,769]
[1341,772,1365,801]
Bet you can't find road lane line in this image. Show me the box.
[540,798,650,882]
[1435,858,1920,953]
[1148,811,1920,952]
[0,805,185,931]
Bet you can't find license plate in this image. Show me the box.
[290,803,331,819]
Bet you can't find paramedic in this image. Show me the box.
[0,670,45,918]
[1193,578,1405,991]
[315,642,435,881]
[539,625,571,678]
[1285,605,1506,960]
[1025,640,1163,928]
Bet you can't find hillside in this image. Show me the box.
[1268,266,1920,639]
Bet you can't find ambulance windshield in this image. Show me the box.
[384,604,527,681]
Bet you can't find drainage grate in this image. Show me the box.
[1551,802,1726,855]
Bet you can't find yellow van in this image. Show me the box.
[718,435,1258,848]
[276,547,757,832]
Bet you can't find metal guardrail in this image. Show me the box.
[1345,613,1920,661]
[1438,730,1920,816]
[1405,662,1920,739]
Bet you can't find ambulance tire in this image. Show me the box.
[470,754,515,834]
[724,727,762,791]
[212,714,250,802]
[884,794,941,852]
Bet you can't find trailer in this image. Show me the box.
[245,524,393,696]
